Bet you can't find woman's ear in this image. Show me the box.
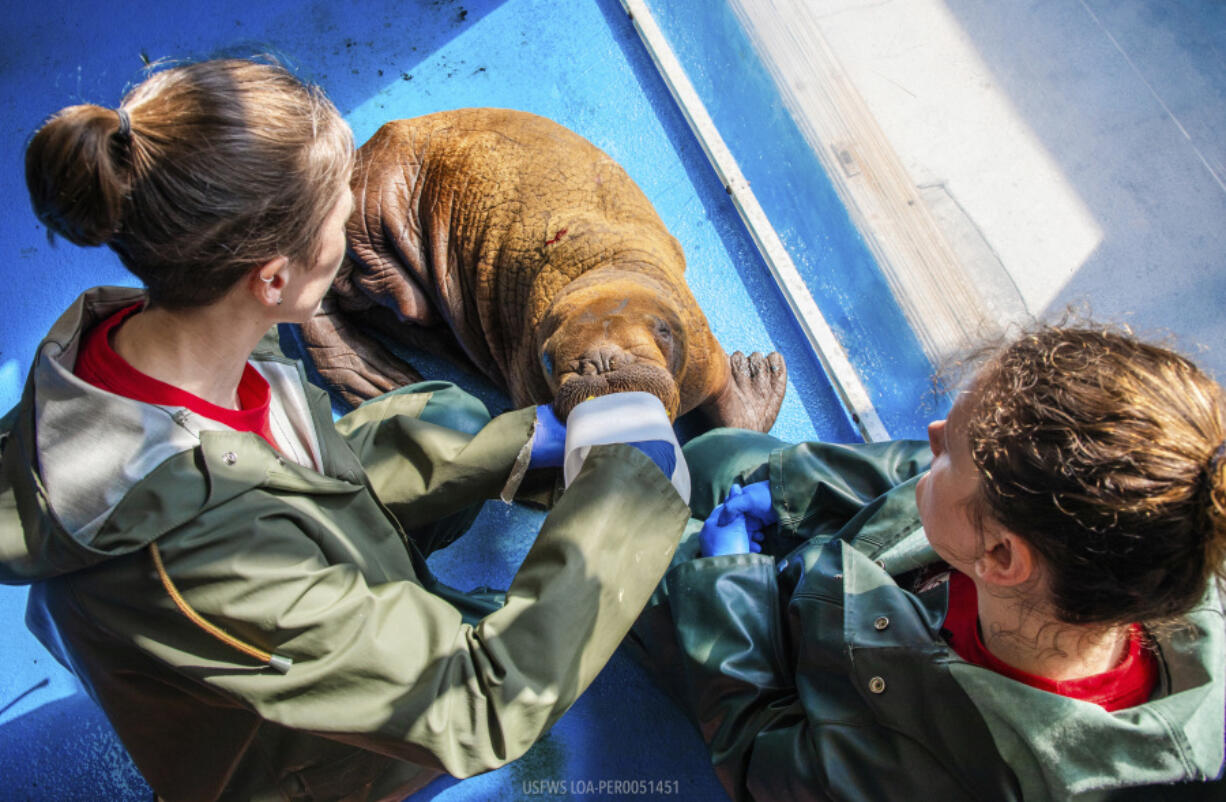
[973,528,1036,588]
[251,256,288,307]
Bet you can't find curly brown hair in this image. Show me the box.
[25,57,354,309]
[963,325,1226,626]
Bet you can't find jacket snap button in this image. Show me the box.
[223,451,238,466]
[868,676,886,694]
[874,616,890,631]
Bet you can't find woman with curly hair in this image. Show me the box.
[636,325,1226,800]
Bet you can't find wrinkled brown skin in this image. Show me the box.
[299,108,787,430]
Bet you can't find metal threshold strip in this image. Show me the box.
[620,0,890,442]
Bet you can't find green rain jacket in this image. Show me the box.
[634,429,1226,801]
[0,287,689,802]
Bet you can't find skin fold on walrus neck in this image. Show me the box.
[297,107,788,433]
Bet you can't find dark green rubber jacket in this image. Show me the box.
[0,287,689,801]
[634,428,1225,801]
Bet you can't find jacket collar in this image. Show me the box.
[839,542,1225,798]
[1,287,363,583]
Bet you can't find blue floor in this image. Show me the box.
[641,0,939,437]
[0,1,936,799]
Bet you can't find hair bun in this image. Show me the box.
[25,103,130,247]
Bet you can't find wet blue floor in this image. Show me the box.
[0,1,936,799]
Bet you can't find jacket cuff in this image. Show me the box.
[500,426,536,503]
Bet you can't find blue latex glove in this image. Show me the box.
[625,439,676,479]
[720,480,778,526]
[699,487,766,557]
[528,404,567,469]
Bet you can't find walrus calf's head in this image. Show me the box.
[537,274,688,422]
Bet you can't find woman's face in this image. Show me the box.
[916,389,985,573]
[282,183,355,323]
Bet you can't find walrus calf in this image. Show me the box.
[300,108,787,431]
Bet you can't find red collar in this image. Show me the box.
[74,303,280,451]
[942,570,1157,711]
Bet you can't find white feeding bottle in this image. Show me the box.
[562,392,690,503]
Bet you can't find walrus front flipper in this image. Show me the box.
[700,351,788,433]
[298,295,422,408]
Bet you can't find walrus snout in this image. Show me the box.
[551,356,681,422]
[541,291,687,421]
[571,344,636,376]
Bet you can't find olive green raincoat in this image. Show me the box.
[633,428,1225,801]
[0,287,689,801]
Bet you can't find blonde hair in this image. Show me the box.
[25,58,354,308]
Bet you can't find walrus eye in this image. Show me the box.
[654,318,672,341]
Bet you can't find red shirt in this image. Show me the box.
[942,570,1158,711]
[74,303,282,452]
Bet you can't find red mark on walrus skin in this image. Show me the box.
[545,228,568,246]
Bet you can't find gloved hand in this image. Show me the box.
[625,439,676,479]
[528,404,567,469]
[699,485,766,557]
[720,480,778,527]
